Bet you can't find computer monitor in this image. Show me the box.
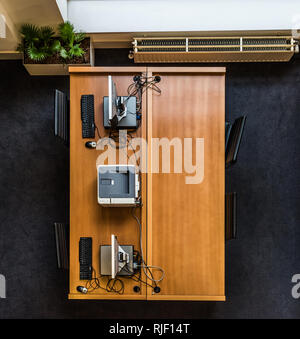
[108,75,126,129]
[111,234,131,279]
[108,75,118,124]
[103,76,137,129]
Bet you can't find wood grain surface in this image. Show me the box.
[69,67,225,300]
[147,68,225,300]
[69,68,147,299]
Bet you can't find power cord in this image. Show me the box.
[119,74,161,127]
[84,268,125,294]
[131,207,165,284]
[95,124,101,139]
[121,253,161,293]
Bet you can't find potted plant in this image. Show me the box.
[17,22,94,76]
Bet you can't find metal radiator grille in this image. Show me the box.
[132,36,298,63]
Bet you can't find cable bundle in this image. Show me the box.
[85,269,125,294]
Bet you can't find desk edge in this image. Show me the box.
[69,66,226,74]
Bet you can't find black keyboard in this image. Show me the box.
[79,237,92,280]
[81,95,95,138]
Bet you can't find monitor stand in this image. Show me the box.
[100,245,134,276]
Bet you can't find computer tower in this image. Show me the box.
[103,96,137,129]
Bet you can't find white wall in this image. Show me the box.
[0,1,19,53]
[2,0,64,28]
[68,0,300,33]
[56,0,68,22]
[0,0,64,56]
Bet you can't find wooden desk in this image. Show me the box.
[69,66,225,301]
[147,67,225,300]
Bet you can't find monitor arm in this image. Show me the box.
[116,97,127,121]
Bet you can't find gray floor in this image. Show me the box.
[0,51,300,318]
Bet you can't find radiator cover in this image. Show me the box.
[132,36,298,63]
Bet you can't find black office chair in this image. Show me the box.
[225,121,232,151]
[54,222,69,269]
[54,89,69,145]
[225,116,247,168]
[225,192,237,241]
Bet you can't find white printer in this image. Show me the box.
[97,165,139,207]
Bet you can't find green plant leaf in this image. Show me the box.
[57,21,87,61]
[74,32,86,43]
[27,45,47,61]
[17,42,25,53]
[39,26,55,42]
[51,40,61,52]
[70,44,84,57]
[19,21,86,62]
[19,24,40,42]
[60,47,69,59]
[58,21,75,43]
[18,23,59,60]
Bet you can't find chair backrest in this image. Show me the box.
[54,222,69,269]
[226,116,246,167]
[225,121,232,152]
[54,89,69,144]
[225,192,237,241]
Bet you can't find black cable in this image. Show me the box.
[131,207,165,283]
[108,129,134,150]
[106,278,124,294]
[85,269,106,292]
[124,247,158,290]
[84,268,125,294]
[95,124,101,139]
[105,75,161,151]
[129,274,155,290]
[123,75,161,118]
[122,262,156,290]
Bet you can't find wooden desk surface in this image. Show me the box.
[69,66,225,301]
[147,67,225,300]
[69,67,148,299]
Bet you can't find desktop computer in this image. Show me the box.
[100,235,134,277]
[103,75,137,129]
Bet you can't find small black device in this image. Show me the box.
[81,95,95,138]
[85,141,97,149]
[154,75,161,83]
[79,237,92,280]
[133,286,140,293]
[77,286,88,294]
[154,286,161,293]
[133,75,141,83]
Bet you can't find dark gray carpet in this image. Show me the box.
[0,51,300,318]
